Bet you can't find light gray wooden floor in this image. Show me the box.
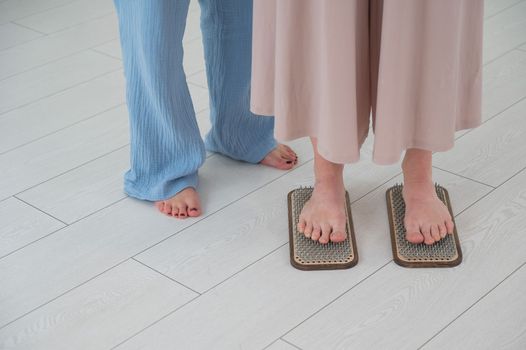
[1,1,525,349]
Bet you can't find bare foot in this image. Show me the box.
[155,187,201,219]
[402,149,454,245]
[297,137,347,244]
[260,144,297,170]
[402,182,455,245]
[298,179,347,244]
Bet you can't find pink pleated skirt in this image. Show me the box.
[251,0,484,164]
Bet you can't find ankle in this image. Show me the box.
[315,175,344,186]
[402,181,436,200]
[314,165,344,186]
[402,149,433,184]
[313,173,345,194]
[314,158,343,179]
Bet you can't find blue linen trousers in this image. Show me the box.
[114,0,276,201]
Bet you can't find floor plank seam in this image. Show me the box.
[484,87,526,124]
[110,243,292,349]
[0,21,47,52]
[2,149,491,332]
[0,46,121,84]
[11,10,115,37]
[0,147,221,260]
[8,20,48,35]
[430,166,496,189]
[89,47,121,61]
[261,164,526,347]
[350,170,402,204]
[199,242,289,295]
[0,255,132,330]
[262,339,281,350]
[279,260,393,342]
[109,293,201,350]
[188,80,208,90]
[279,338,303,350]
[0,196,128,261]
[454,163,526,219]
[12,195,69,226]
[130,158,314,260]
[0,66,122,114]
[0,36,44,53]
[417,261,526,349]
[0,80,205,157]
[114,148,485,344]
[0,102,126,155]
[194,105,210,114]
[108,242,288,349]
[187,69,207,88]
[0,196,12,205]
[453,94,526,143]
[2,0,80,24]
[484,41,526,67]
[131,257,202,296]
[2,3,526,347]
[5,143,130,202]
[4,44,521,209]
[484,0,526,20]
[0,161,310,325]
[0,17,526,202]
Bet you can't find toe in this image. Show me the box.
[277,145,296,163]
[297,218,307,233]
[283,154,295,164]
[282,144,295,155]
[286,148,297,161]
[163,203,173,216]
[421,225,435,245]
[445,219,455,234]
[430,225,441,241]
[319,223,331,244]
[280,150,295,162]
[283,160,295,169]
[155,201,165,213]
[187,196,201,218]
[330,224,347,243]
[405,221,424,244]
[171,206,179,218]
[438,223,447,238]
[303,222,313,238]
[311,225,321,241]
[178,204,188,219]
[188,207,201,217]
[276,158,294,170]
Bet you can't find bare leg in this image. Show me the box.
[402,149,455,245]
